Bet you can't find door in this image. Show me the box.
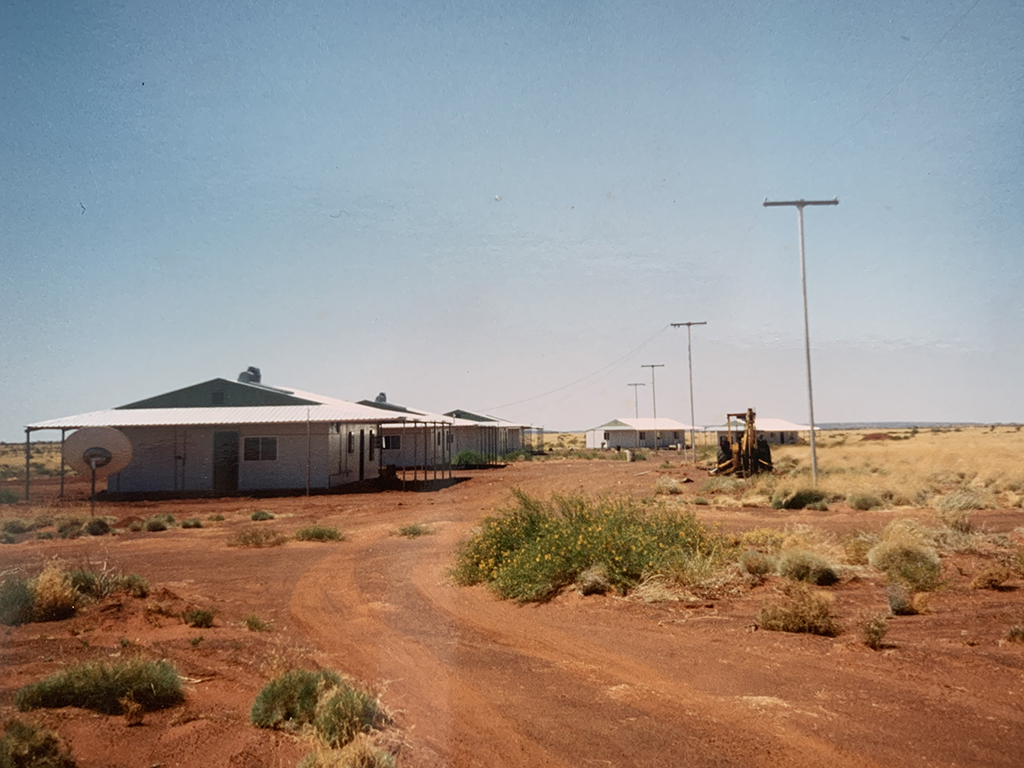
[358,429,365,481]
[213,431,239,492]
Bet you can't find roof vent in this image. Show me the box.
[375,392,387,403]
[238,366,262,384]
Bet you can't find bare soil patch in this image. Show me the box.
[2,459,1024,767]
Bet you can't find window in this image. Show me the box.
[347,432,354,453]
[382,435,401,450]
[673,432,679,440]
[369,431,375,460]
[243,436,277,461]
[638,432,646,440]
[603,431,610,440]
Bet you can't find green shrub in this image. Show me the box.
[314,683,390,749]
[295,526,345,542]
[246,615,272,632]
[182,608,215,628]
[35,532,54,541]
[0,489,20,504]
[738,550,776,578]
[771,487,826,510]
[847,493,883,511]
[16,659,183,714]
[452,489,730,603]
[128,521,143,532]
[863,614,889,650]
[1,519,30,535]
[1006,621,1024,643]
[181,519,203,529]
[692,496,709,506]
[251,510,275,522]
[84,518,110,536]
[143,518,167,533]
[229,528,287,548]
[0,575,35,626]
[396,524,430,538]
[778,549,840,586]
[208,515,225,522]
[454,450,487,466]
[251,669,342,730]
[756,584,840,636]
[868,541,942,591]
[0,533,13,545]
[67,567,149,600]
[0,719,77,768]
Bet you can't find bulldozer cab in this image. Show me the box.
[711,408,772,477]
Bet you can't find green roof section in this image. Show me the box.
[599,419,630,428]
[445,409,495,422]
[117,378,320,410]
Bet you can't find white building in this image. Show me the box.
[585,418,695,450]
[712,417,811,446]
[24,371,452,497]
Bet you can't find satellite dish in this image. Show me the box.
[64,427,133,477]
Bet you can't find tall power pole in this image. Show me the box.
[763,197,838,485]
[671,321,707,463]
[641,364,664,450]
[627,382,645,419]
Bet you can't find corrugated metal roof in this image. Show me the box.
[711,418,811,432]
[590,418,695,432]
[27,404,453,430]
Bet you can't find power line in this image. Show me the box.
[485,325,670,410]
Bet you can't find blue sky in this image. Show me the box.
[3,0,1022,440]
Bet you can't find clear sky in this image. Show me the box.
[3,0,1022,441]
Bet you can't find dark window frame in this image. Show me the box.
[243,436,277,462]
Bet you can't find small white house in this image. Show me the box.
[24,372,441,497]
[585,418,695,450]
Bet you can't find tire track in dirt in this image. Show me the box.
[290,518,889,768]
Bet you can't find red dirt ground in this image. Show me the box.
[3,460,1024,767]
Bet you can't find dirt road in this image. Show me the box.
[2,460,1024,767]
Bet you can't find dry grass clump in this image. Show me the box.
[654,477,683,495]
[700,476,745,494]
[299,736,395,768]
[842,531,877,565]
[1006,618,1024,643]
[575,564,611,596]
[251,669,342,730]
[778,549,840,586]
[738,550,776,578]
[884,582,928,616]
[863,614,889,650]
[32,563,78,622]
[395,524,430,538]
[935,489,989,515]
[246,615,272,632]
[182,608,215,628]
[970,566,1011,590]
[868,540,942,592]
[756,583,840,636]
[0,718,77,768]
[229,528,288,548]
[847,492,883,511]
[739,528,785,553]
[0,573,35,626]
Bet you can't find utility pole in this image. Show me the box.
[763,197,838,485]
[671,321,707,463]
[641,364,664,450]
[627,383,645,419]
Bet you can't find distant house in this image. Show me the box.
[585,418,694,450]
[712,417,810,446]
[24,370,452,497]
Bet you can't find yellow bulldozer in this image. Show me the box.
[711,408,773,477]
